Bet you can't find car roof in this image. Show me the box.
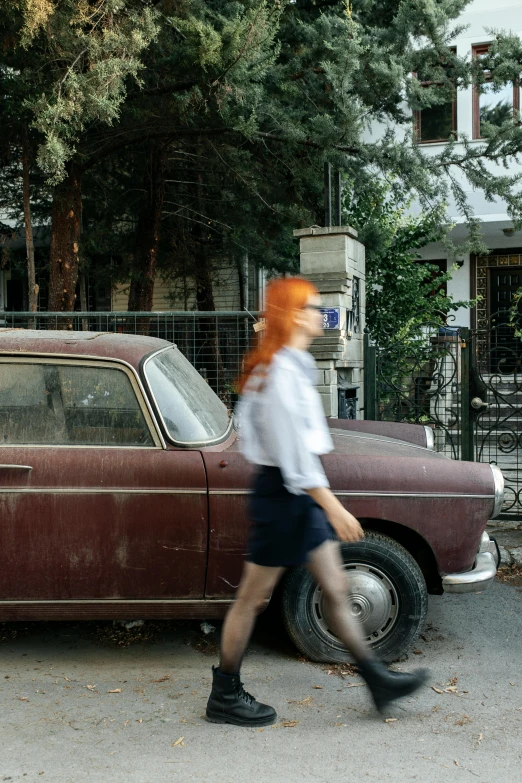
[0,329,172,372]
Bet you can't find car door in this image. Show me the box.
[202,451,254,598]
[0,356,207,601]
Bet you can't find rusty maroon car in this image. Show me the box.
[0,330,503,662]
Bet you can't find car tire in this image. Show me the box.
[281,532,428,663]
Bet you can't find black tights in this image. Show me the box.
[219,540,370,674]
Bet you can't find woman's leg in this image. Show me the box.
[307,539,429,713]
[306,539,370,661]
[219,561,285,674]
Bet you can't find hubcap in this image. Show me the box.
[312,562,399,646]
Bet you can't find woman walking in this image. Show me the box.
[206,277,429,726]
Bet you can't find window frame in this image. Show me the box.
[142,345,234,448]
[413,49,457,145]
[472,43,520,139]
[0,355,164,449]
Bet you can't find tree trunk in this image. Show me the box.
[236,253,248,311]
[128,142,167,314]
[194,251,216,312]
[79,269,88,330]
[48,163,82,313]
[21,127,38,321]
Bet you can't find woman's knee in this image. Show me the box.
[320,574,349,605]
[235,584,273,613]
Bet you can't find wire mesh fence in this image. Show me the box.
[0,311,259,402]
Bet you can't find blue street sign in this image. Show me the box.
[320,307,341,330]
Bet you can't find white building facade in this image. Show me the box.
[412,0,522,329]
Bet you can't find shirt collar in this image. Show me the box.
[280,346,316,380]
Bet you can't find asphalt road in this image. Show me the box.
[0,578,520,783]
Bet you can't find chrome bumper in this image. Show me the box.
[442,533,499,594]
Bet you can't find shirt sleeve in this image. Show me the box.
[261,365,330,495]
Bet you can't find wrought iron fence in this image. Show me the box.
[364,319,522,519]
[0,311,258,402]
[364,326,463,459]
[473,315,522,517]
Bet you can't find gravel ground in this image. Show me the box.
[0,575,520,783]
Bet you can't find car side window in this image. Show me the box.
[0,362,155,447]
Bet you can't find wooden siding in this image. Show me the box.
[111,264,244,311]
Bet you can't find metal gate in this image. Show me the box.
[364,317,522,520]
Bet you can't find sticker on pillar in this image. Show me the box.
[320,307,341,329]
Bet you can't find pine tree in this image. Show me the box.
[3,1,522,318]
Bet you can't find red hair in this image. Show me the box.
[238,276,319,392]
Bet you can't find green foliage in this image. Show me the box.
[0,0,160,183]
[344,180,471,346]
[2,1,522,313]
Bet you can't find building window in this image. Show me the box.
[473,44,520,139]
[415,94,457,143]
[414,50,457,144]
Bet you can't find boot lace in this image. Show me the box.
[234,679,255,706]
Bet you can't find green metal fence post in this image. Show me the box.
[460,327,474,461]
[364,331,377,421]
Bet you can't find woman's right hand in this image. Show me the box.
[306,486,364,542]
[327,505,364,542]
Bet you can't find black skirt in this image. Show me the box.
[245,466,336,567]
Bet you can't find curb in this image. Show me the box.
[487,520,522,568]
[498,546,522,567]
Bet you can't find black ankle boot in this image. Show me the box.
[206,667,277,727]
[357,659,430,714]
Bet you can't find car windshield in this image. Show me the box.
[144,347,230,444]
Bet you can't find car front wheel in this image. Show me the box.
[281,531,428,663]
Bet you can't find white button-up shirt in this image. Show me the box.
[237,346,334,495]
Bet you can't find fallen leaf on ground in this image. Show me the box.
[172,736,185,747]
[454,715,471,726]
[287,696,313,706]
[85,685,97,691]
[346,683,366,688]
[107,689,121,694]
[17,696,29,702]
[312,685,323,690]
[477,733,483,745]
[281,720,299,728]
[431,686,444,694]
[454,759,460,767]
[385,718,398,723]
[152,675,170,683]
[414,650,423,655]
[64,676,70,682]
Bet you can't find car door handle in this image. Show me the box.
[0,464,33,471]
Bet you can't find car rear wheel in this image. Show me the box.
[281,532,428,663]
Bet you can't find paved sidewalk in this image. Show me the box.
[0,580,521,783]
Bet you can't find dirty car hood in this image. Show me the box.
[328,428,448,460]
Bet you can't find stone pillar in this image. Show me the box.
[294,226,365,418]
